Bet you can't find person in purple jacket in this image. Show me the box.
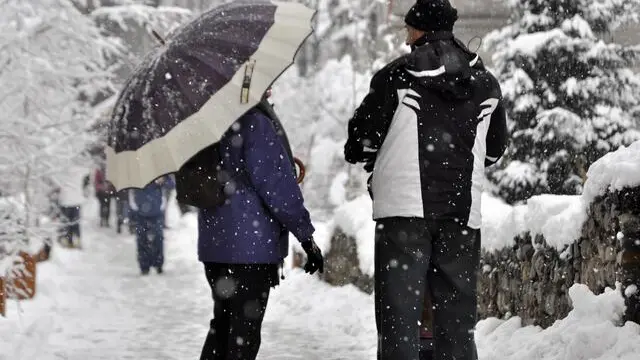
[198,98,324,360]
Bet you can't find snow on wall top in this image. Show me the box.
[480,193,586,252]
[583,140,640,203]
[482,139,640,252]
[330,140,640,261]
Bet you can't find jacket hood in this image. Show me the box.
[406,32,483,101]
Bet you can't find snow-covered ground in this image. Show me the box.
[2,199,640,360]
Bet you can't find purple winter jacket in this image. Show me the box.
[197,109,314,264]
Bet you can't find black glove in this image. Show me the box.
[301,238,324,275]
[344,140,364,164]
[364,157,376,172]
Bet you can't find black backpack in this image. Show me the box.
[175,143,227,209]
[175,100,294,210]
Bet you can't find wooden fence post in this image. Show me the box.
[8,251,37,300]
[0,276,5,317]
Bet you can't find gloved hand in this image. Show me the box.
[301,238,324,275]
[344,140,364,164]
[345,139,378,166]
[364,157,376,173]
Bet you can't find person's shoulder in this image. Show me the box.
[370,54,410,86]
[376,54,409,75]
[238,108,276,139]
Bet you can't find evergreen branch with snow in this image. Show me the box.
[486,0,640,204]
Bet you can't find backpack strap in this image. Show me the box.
[255,100,296,173]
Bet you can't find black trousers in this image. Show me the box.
[200,263,279,360]
[375,217,480,360]
[96,192,111,227]
[115,194,128,233]
[59,206,81,246]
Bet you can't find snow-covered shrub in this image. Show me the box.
[486,0,640,204]
[274,57,372,219]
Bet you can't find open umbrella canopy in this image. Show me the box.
[106,0,315,191]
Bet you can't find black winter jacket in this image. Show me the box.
[344,32,508,228]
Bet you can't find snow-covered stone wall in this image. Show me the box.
[479,186,640,327]
[303,141,640,327]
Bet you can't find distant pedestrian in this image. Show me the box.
[129,177,166,275]
[94,165,114,227]
[52,166,88,248]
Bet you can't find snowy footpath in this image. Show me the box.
[2,200,640,360]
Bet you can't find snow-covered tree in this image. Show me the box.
[277,1,414,215]
[0,0,191,271]
[0,0,122,264]
[274,57,371,219]
[87,3,193,144]
[296,0,407,76]
[486,0,640,204]
[90,1,193,88]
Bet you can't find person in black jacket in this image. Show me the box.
[344,1,508,359]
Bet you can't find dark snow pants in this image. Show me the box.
[200,263,279,360]
[375,217,480,360]
[96,192,111,227]
[115,194,129,234]
[59,206,81,246]
[134,216,164,272]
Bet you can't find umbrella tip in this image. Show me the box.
[146,23,166,46]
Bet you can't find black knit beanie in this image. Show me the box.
[404,0,459,32]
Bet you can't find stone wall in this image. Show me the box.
[479,187,640,327]
[320,228,374,295]
[304,187,640,328]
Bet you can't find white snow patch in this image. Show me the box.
[522,195,587,250]
[329,171,349,206]
[482,140,640,252]
[480,193,520,251]
[583,140,640,203]
[508,29,568,57]
[333,195,376,276]
[476,283,640,360]
[561,15,595,39]
[3,200,640,360]
[481,193,586,251]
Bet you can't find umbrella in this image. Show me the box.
[106,0,315,191]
